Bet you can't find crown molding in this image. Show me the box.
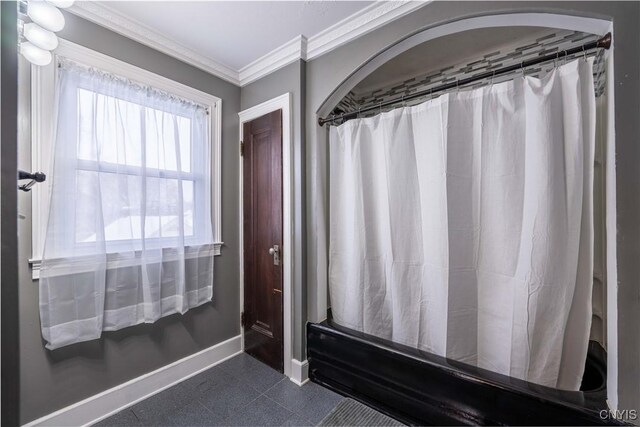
[239,35,307,86]
[239,1,430,85]
[67,1,432,87]
[68,1,240,85]
[306,1,431,60]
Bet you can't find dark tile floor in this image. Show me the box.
[94,353,345,426]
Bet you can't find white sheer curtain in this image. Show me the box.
[40,60,215,350]
[329,58,595,390]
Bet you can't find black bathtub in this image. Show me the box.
[307,318,622,425]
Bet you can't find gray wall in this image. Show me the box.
[240,60,307,360]
[305,0,639,412]
[18,12,241,424]
[1,2,22,425]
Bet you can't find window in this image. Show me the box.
[30,40,222,278]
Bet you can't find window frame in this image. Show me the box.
[30,39,223,279]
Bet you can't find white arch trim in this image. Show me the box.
[318,12,613,116]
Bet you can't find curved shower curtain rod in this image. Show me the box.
[318,32,612,127]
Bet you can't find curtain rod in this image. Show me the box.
[318,32,611,127]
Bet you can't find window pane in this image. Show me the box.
[144,109,192,172]
[143,177,193,239]
[77,88,143,167]
[75,170,195,243]
[76,88,192,173]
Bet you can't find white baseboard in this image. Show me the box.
[23,335,242,427]
[290,359,309,386]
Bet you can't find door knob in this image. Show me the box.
[268,245,280,266]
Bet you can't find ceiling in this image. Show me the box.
[353,26,554,94]
[94,1,373,70]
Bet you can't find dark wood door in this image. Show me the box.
[243,109,283,372]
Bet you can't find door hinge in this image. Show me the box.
[240,141,244,157]
[240,311,245,327]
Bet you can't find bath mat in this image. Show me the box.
[318,398,405,426]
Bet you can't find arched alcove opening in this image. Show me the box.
[310,10,617,411]
[316,12,612,117]
[329,26,606,121]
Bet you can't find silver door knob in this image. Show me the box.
[268,245,280,265]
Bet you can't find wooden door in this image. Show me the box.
[242,109,283,372]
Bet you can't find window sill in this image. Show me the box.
[29,242,223,280]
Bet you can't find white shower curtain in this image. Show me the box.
[39,60,216,350]
[329,58,595,390]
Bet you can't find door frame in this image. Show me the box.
[238,93,293,378]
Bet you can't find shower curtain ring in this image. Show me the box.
[582,45,587,61]
[564,50,568,65]
[521,61,525,76]
[490,70,496,88]
[401,94,405,107]
[379,100,383,114]
[456,79,459,92]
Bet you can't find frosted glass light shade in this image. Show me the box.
[46,0,75,8]
[27,1,65,32]
[20,42,53,66]
[23,22,59,51]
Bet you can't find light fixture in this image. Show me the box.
[27,1,65,32]
[23,22,58,51]
[46,0,75,8]
[20,42,53,66]
[19,0,68,67]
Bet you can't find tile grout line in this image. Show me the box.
[260,392,296,414]
[202,355,290,424]
[261,381,318,425]
[183,358,266,423]
[260,382,334,426]
[194,399,224,421]
[261,377,288,396]
[218,392,264,426]
[258,378,307,425]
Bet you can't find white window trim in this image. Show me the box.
[30,39,223,280]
